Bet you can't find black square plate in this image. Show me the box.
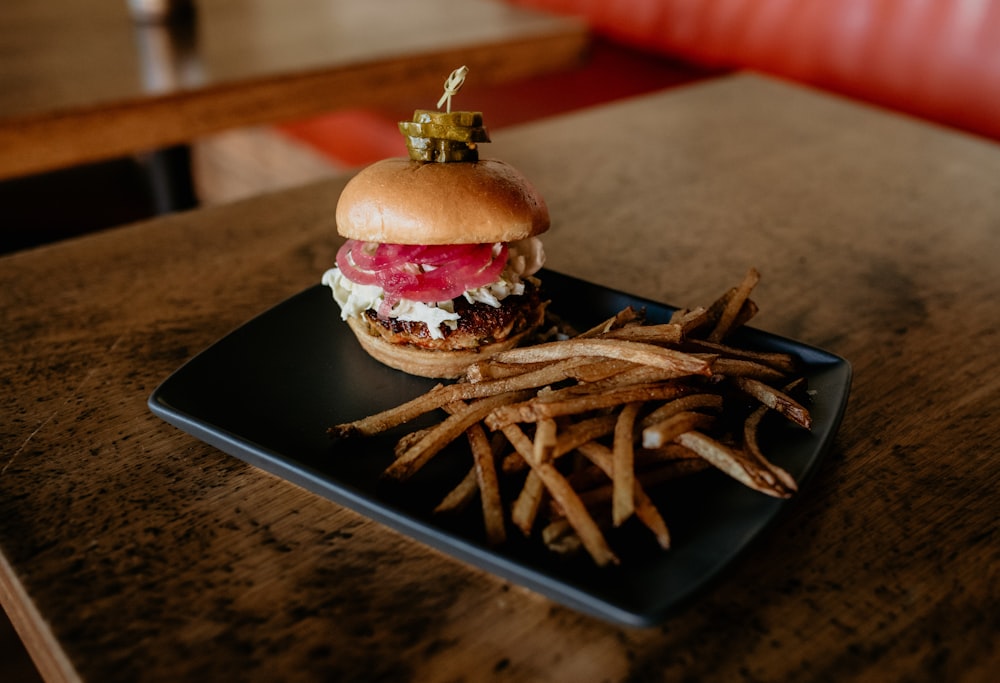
[149,270,851,627]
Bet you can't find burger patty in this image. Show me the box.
[361,283,547,351]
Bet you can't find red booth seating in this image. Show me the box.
[509,0,1000,142]
[261,0,999,188]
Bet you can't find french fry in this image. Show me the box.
[462,356,593,389]
[332,357,594,438]
[670,306,710,335]
[329,383,446,438]
[384,390,533,481]
[508,418,561,535]
[732,376,812,429]
[563,358,641,383]
[576,441,672,549]
[710,357,789,382]
[467,423,507,545]
[683,338,798,374]
[330,267,813,566]
[743,404,798,494]
[641,411,717,449]
[487,381,691,428]
[639,393,724,429]
[568,362,705,392]
[434,466,478,514]
[612,402,642,526]
[703,288,758,334]
[489,339,712,376]
[576,306,645,338]
[541,518,582,555]
[501,423,619,566]
[511,471,545,536]
[533,418,558,464]
[501,413,619,474]
[466,359,551,382]
[742,378,806,493]
[675,431,792,498]
[708,267,760,342]
[394,426,430,458]
[598,323,683,345]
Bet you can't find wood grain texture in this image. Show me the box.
[2,74,998,682]
[0,0,586,179]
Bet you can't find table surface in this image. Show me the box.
[2,73,997,682]
[0,0,585,180]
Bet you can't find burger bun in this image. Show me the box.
[346,315,541,379]
[336,158,550,245]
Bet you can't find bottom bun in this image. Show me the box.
[346,315,541,379]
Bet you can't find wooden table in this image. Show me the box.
[0,0,586,180]
[2,74,997,682]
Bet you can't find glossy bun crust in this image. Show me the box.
[336,158,550,245]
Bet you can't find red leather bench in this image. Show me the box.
[510,0,1000,142]
[279,0,1000,170]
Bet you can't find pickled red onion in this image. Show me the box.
[335,241,378,286]
[335,239,510,307]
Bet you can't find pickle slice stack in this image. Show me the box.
[399,109,491,163]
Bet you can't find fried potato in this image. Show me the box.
[612,402,642,526]
[577,306,645,338]
[708,267,761,342]
[675,431,792,498]
[732,376,812,429]
[469,424,507,545]
[641,411,717,449]
[434,466,478,514]
[576,441,672,549]
[502,423,620,566]
[489,339,712,376]
[511,470,545,536]
[384,391,533,480]
[597,323,684,345]
[328,267,813,566]
[500,413,618,474]
[486,381,692,429]
[638,393,724,429]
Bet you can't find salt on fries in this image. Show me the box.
[329,268,812,566]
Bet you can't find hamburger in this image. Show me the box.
[322,106,550,379]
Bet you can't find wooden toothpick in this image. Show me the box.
[437,66,469,113]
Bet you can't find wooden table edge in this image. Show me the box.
[0,24,588,180]
[1,551,79,683]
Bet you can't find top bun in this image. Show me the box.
[336,158,549,244]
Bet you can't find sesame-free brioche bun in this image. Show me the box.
[336,158,549,245]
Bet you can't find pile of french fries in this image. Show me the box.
[329,268,812,566]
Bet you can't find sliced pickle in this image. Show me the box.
[404,136,474,151]
[412,109,483,127]
[398,121,490,143]
[399,109,489,163]
[406,139,479,163]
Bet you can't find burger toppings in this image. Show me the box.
[322,67,551,378]
[336,240,509,310]
[323,237,545,340]
[361,282,545,352]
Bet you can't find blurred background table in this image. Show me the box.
[2,73,997,682]
[0,0,586,180]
